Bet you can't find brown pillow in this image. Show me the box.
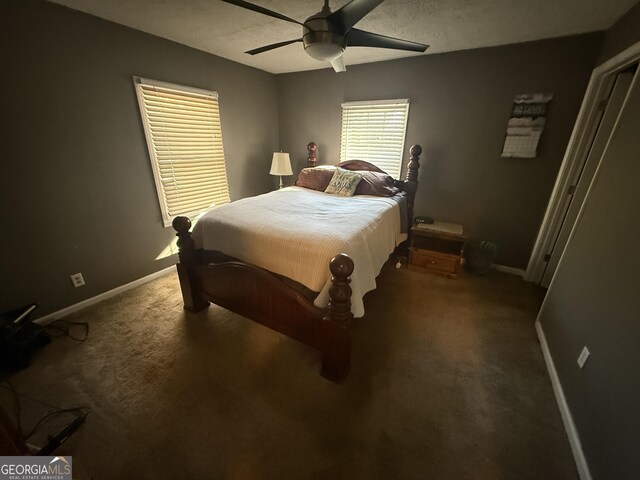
[354,171,400,197]
[294,166,336,192]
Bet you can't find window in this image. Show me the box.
[134,77,230,227]
[340,99,410,179]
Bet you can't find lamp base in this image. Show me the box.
[279,176,284,189]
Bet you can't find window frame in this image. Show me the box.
[340,98,410,179]
[133,76,230,227]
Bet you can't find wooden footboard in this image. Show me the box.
[172,217,354,382]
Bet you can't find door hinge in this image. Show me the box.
[544,254,551,262]
[597,98,609,111]
[568,184,577,195]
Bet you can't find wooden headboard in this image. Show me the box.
[336,159,386,173]
[305,141,422,225]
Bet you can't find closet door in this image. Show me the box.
[540,68,636,287]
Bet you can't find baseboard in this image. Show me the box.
[535,320,592,480]
[34,266,176,325]
[493,264,526,277]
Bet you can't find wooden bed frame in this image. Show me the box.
[172,142,422,382]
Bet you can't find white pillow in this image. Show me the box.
[324,168,363,197]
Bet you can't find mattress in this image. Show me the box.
[191,186,406,317]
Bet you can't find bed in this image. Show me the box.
[172,142,422,382]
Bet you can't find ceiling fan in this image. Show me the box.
[221,0,429,72]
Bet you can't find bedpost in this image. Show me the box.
[405,144,422,226]
[307,141,317,168]
[321,253,354,383]
[172,216,208,312]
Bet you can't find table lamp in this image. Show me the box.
[269,152,293,189]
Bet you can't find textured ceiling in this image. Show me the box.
[48,0,636,73]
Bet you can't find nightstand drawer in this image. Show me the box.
[409,249,459,275]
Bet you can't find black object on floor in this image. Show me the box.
[0,304,51,370]
[464,240,498,274]
[37,410,90,456]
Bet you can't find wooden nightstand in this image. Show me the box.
[408,223,467,278]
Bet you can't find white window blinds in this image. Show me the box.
[134,77,230,227]
[340,99,410,179]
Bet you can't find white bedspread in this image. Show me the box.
[191,186,406,318]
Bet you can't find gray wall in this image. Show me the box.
[538,5,640,478]
[277,34,602,268]
[0,0,279,318]
[597,0,640,64]
[537,71,640,479]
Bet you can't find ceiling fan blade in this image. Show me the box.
[328,0,385,31]
[246,38,302,55]
[330,55,346,72]
[348,28,428,52]
[221,0,305,27]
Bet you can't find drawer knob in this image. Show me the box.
[429,260,437,265]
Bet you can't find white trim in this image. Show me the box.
[133,76,218,99]
[493,264,526,277]
[596,40,640,72]
[525,40,640,284]
[525,71,608,282]
[341,98,409,107]
[541,69,639,295]
[34,266,176,325]
[535,320,592,480]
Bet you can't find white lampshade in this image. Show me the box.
[269,152,293,176]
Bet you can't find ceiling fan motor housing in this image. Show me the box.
[303,12,346,61]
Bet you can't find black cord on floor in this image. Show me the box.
[0,376,90,451]
[24,407,91,441]
[37,408,90,456]
[44,319,89,343]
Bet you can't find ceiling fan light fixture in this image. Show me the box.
[302,27,346,61]
[304,42,344,61]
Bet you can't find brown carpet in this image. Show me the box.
[1,264,577,479]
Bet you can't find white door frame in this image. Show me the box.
[525,41,640,283]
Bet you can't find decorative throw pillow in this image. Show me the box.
[294,166,336,192]
[324,168,363,196]
[354,171,401,197]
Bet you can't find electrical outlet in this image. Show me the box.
[577,346,590,369]
[70,273,85,288]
